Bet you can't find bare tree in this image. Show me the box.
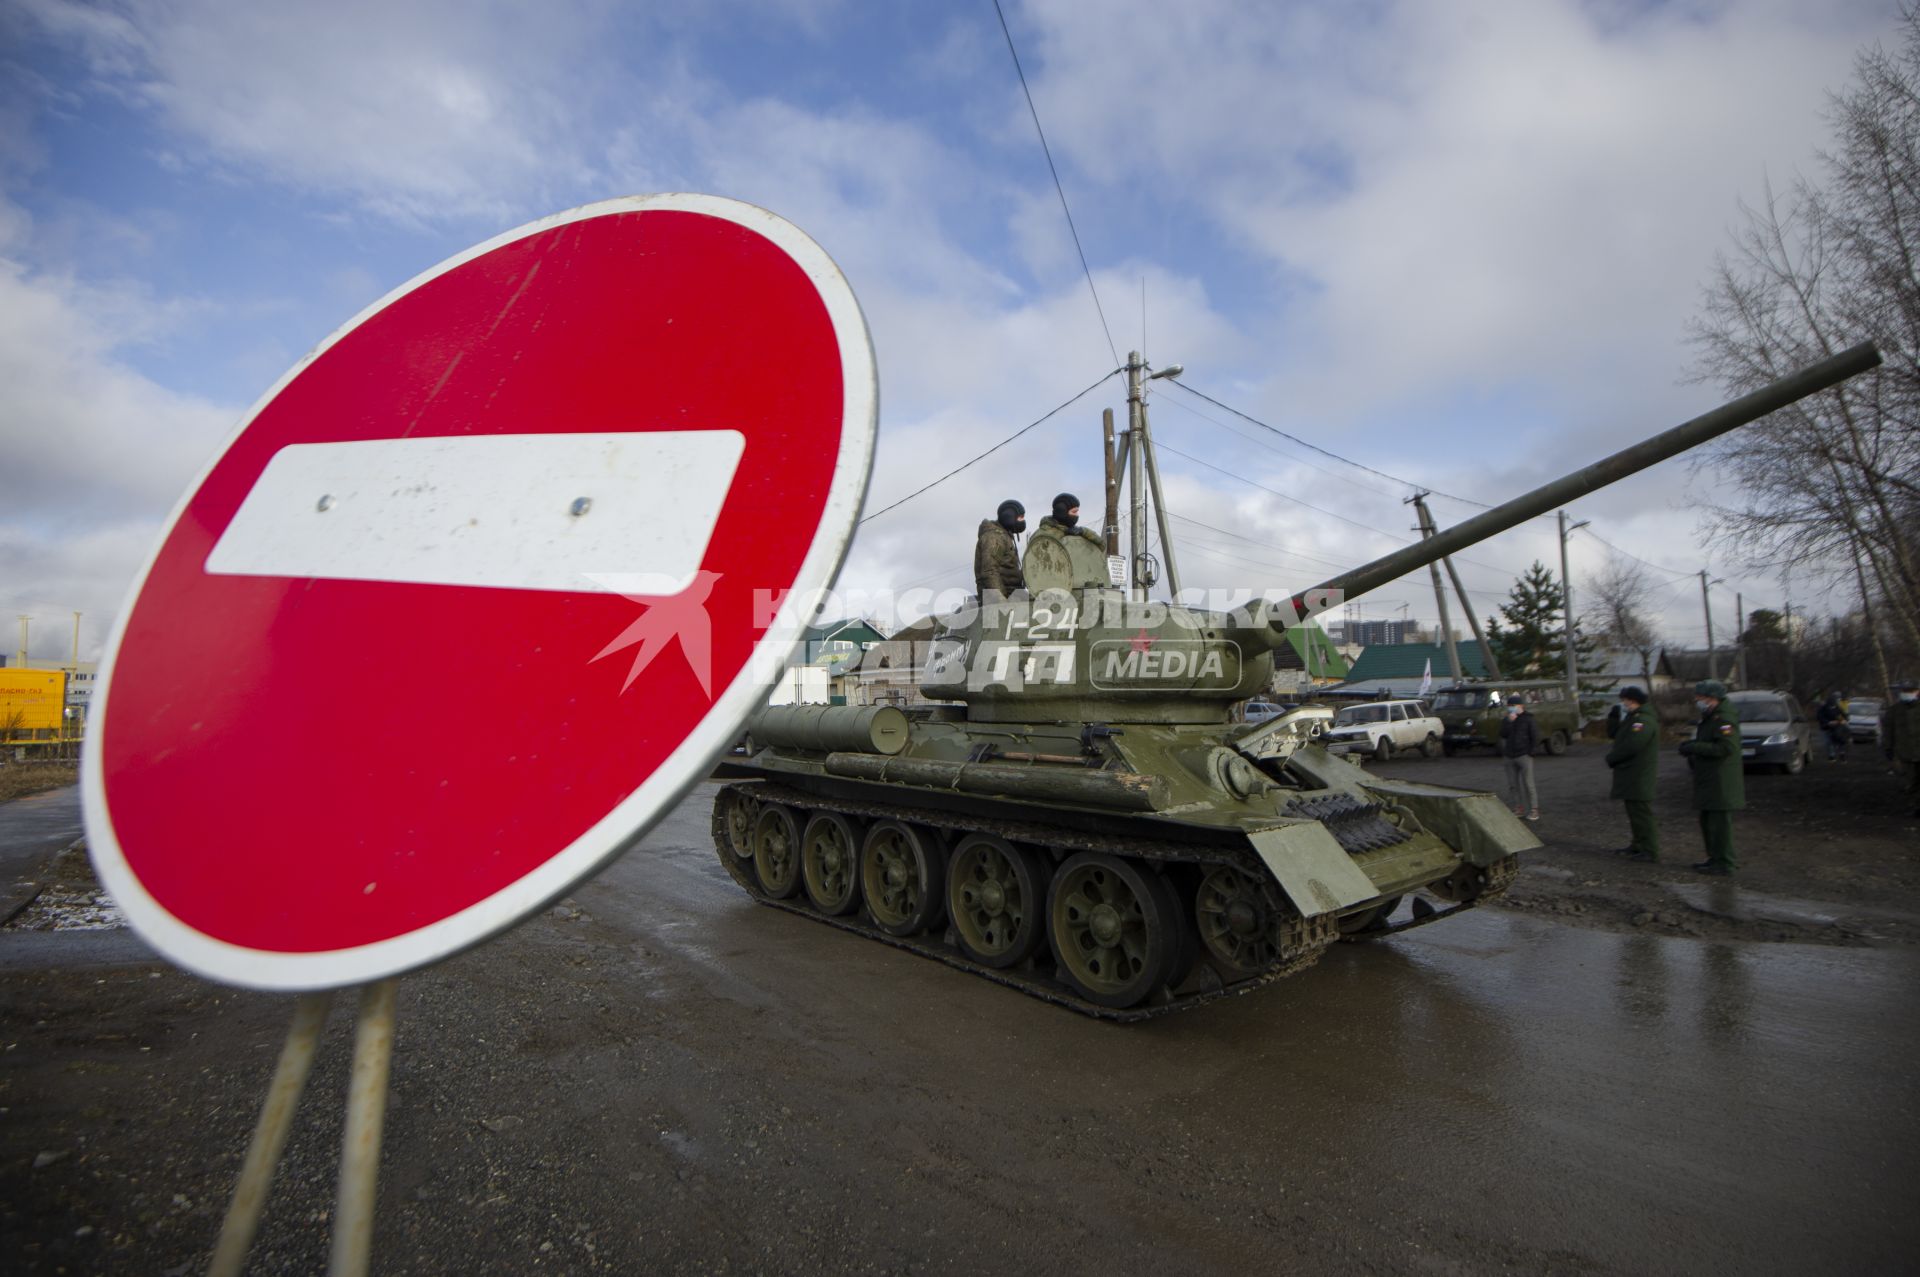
[1582,557,1662,689]
[1690,7,1920,684]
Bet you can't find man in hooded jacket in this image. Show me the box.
[974,499,1026,600]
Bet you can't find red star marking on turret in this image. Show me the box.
[1130,627,1156,654]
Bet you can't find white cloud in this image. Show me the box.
[22,0,615,222]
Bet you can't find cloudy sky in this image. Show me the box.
[0,0,1902,664]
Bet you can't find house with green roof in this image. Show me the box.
[1272,622,1350,689]
[1336,641,1489,696]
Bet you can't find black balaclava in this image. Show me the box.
[1051,492,1080,529]
[996,499,1026,534]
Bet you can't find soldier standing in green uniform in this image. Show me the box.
[1678,679,1743,876]
[1604,685,1660,862]
[974,499,1026,601]
[1884,679,1920,817]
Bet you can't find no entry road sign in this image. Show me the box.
[84,195,877,990]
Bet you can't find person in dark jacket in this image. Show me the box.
[1678,679,1744,875]
[974,499,1026,600]
[1885,679,1920,816]
[1498,700,1540,822]
[1816,692,1850,762]
[1604,686,1660,862]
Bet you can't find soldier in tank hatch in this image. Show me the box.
[974,498,1026,601]
[1679,679,1743,876]
[1021,492,1108,593]
[1604,685,1660,862]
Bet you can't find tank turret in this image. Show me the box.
[712,342,1879,1019]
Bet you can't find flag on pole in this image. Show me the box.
[1419,658,1433,696]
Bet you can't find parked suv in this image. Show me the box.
[1727,689,1814,774]
[1431,680,1580,756]
[1321,699,1444,761]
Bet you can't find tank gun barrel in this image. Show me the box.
[1279,341,1881,619]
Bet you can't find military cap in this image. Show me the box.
[1894,677,1919,691]
[1694,679,1729,699]
[1618,686,1647,704]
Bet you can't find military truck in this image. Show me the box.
[1431,680,1580,755]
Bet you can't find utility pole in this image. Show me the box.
[1734,593,1746,688]
[70,612,82,670]
[1557,511,1589,712]
[16,615,28,667]
[1408,495,1463,684]
[1782,569,1795,691]
[1411,494,1501,679]
[1125,353,1150,600]
[1120,350,1184,601]
[1100,408,1120,558]
[1699,570,1719,681]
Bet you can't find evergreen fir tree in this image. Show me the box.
[1485,561,1582,679]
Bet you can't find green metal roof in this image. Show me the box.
[1343,641,1488,682]
[1280,623,1349,679]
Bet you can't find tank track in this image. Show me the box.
[1335,852,1519,942]
[711,780,1343,1022]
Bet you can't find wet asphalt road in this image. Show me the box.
[0,784,83,921]
[5,781,1919,1273]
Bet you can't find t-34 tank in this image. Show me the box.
[711,343,1878,1019]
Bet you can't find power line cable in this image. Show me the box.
[991,0,1119,367]
[858,369,1119,524]
[1154,393,1412,505]
[1167,379,1494,509]
[1151,439,1401,539]
[1573,524,1696,578]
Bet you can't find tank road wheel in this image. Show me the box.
[1049,854,1178,1009]
[1194,865,1278,979]
[719,788,758,861]
[1337,895,1403,940]
[1545,729,1570,756]
[750,805,803,898]
[801,812,863,916]
[947,835,1047,969]
[861,821,947,937]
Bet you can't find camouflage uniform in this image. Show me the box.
[974,519,1024,599]
[1678,688,1743,872]
[1884,690,1920,815]
[1604,702,1661,860]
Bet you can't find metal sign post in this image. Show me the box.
[83,194,878,1274]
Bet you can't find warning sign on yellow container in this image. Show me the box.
[0,670,68,733]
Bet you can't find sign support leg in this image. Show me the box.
[328,978,399,1277]
[209,991,336,1277]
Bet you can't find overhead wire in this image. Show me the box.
[1573,524,1697,578]
[1166,379,1495,510]
[858,369,1118,524]
[992,0,1119,368]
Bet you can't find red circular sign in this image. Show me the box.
[84,195,876,988]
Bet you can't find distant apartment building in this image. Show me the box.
[1331,619,1419,647]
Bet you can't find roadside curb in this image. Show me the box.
[0,835,85,928]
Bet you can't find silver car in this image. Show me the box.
[1728,690,1814,774]
[1848,697,1883,744]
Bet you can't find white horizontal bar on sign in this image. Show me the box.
[204,431,745,594]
